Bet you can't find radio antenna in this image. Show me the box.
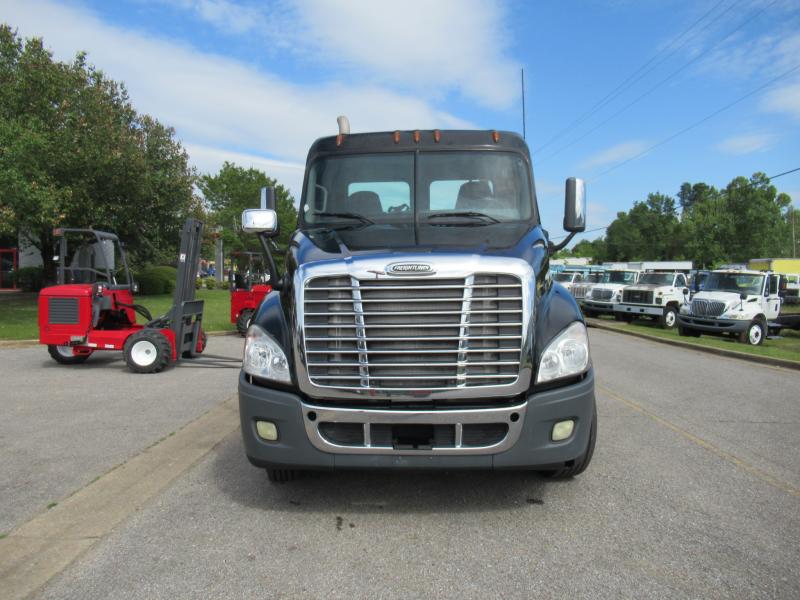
[521,68,527,140]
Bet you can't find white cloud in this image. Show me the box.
[0,0,475,186]
[185,143,305,199]
[170,0,520,109]
[716,132,778,155]
[761,83,800,121]
[579,140,649,170]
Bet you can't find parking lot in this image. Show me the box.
[2,330,799,599]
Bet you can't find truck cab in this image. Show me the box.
[581,269,641,317]
[678,269,782,345]
[237,127,597,482]
[613,271,688,328]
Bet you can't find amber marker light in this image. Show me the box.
[433,130,441,143]
[413,130,421,143]
[393,131,401,144]
[492,130,500,143]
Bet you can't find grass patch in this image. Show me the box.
[47,502,57,509]
[590,314,800,363]
[0,289,235,340]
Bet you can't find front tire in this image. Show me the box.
[236,309,254,336]
[660,306,678,329]
[739,319,765,346]
[540,406,597,479]
[124,330,172,373]
[47,345,90,365]
[583,308,598,318]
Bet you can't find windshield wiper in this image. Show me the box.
[312,211,374,225]
[425,211,500,225]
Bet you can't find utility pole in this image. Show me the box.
[521,68,526,140]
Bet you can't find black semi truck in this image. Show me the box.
[238,123,595,482]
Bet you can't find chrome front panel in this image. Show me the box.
[293,255,534,401]
[301,401,527,455]
[691,299,726,317]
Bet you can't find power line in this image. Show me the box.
[588,61,800,182]
[536,0,777,165]
[534,0,734,155]
[768,167,800,180]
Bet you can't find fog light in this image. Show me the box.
[552,419,575,442]
[256,420,278,441]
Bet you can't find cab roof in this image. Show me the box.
[306,129,530,162]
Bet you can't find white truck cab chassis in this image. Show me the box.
[613,271,688,328]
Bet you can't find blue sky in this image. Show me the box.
[1,0,799,245]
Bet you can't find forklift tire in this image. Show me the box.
[266,468,296,483]
[47,345,91,365]
[124,330,171,374]
[660,306,678,329]
[539,405,596,479]
[237,309,255,336]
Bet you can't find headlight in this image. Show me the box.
[536,321,590,384]
[722,310,749,320]
[243,325,291,383]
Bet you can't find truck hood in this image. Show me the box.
[624,284,672,293]
[592,283,627,293]
[691,291,754,312]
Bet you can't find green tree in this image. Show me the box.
[198,162,297,270]
[0,26,195,278]
[721,173,791,262]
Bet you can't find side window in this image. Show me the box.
[769,275,779,295]
[575,274,583,282]
[675,274,686,288]
[348,182,411,213]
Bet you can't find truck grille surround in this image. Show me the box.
[622,289,654,304]
[592,289,614,301]
[294,258,533,402]
[691,299,726,317]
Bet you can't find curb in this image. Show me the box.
[586,318,800,371]
[0,330,239,349]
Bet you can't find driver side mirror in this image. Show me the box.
[242,208,278,237]
[563,177,586,233]
[682,288,689,296]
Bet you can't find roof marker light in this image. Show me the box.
[413,130,421,143]
[393,131,401,144]
[433,130,441,143]
[492,131,500,143]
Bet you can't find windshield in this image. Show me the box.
[638,273,674,286]
[704,272,764,295]
[301,151,535,249]
[554,272,575,282]
[606,271,637,284]
[588,273,607,283]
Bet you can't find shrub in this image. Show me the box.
[195,277,203,290]
[204,277,217,290]
[14,266,45,292]
[135,266,177,295]
[220,280,230,290]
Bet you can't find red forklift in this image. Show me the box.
[38,219,208,373]
[228,250,272,335]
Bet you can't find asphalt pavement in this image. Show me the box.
[0,336,243,533]
[3,330,799,599]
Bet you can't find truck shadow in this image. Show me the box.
[210,434,576,515]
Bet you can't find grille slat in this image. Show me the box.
[303,274,523,391]
[622,290,654,304]
[691,299,726,317]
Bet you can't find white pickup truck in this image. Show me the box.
[613,271,688,328]
[582,269,641,317]
[677,269,782,345]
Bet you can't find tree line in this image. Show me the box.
[565,174,795,267]
[0,26,296,281]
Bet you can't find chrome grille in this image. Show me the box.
[571,283,588,299]
[622,289,654,304]
[303,274,523,391]
[691,299,726,317]
[592,288,614,301]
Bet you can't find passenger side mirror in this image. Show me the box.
[682,288,689,296]
[563,177,586,233]
[740,293,748,301]
[242,208,279,236]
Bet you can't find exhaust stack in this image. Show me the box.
[337,115,350,135]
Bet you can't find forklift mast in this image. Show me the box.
[164,219,205,358]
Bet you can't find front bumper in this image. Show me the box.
[614,303,664,317]
[677,315,749,333]
[238,369,596,471]
[582,300,615,314]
